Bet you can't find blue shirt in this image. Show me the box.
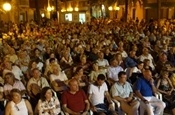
[134,77,153,97]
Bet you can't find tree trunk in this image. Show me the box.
[35,0,40,24]
[157,0,161,25]
[124,0,128,22]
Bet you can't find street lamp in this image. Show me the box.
[3,2,11,11]
[108,6,120,19]
[2,2,11,22]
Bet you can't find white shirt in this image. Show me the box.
[10,99,28,115]
[139,54,155,70]
[97,59,109,67]
[111,81,133,98]
[88,82,108,106]
[107,66,123,81]
[50,71,68,82]
[3,66,23,80]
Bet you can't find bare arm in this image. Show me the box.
[25,100,33,115]
[62,104,80,115]
[156,79,167,94]
[5,102,11,115]
[105,91,113,104]
[135,90,148,103]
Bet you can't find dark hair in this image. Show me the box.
[137,61,143,65]
[118,71,126,78]
[32,67,40,73]
[74,67,83,75]
[4,72,15,83]
[10,88,22,100]
[40,87,53,101]
[49,58,55,63]
[110,57,117,64]
[97,74,106,81]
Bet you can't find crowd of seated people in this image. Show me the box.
[0,18,174,115]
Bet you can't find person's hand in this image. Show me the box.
[143,99,149,104]
[108,103,114,110]
[149,78,154,86]
[167,91,171,95]
[82,111,88,115]
[125,97,132,102]
[91,106,97,112]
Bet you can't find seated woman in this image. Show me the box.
[156,70,175,114]
[72,67,88,88]
[5,89,33,115]
[88,62,106,83]
[37,87,61,115]
[50,64,68,99]
[3,72,27,100]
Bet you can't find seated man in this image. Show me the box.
[61,78,90,115]
[88,74,117,115]
[134,69,166,115]
[107,58,123,86]
[27,68,50,109]
[111,71,140,115]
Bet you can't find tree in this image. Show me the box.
[35,0,41,24]
[115,0,143,22]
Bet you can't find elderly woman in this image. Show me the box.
[5,89,33,115]
[37,87,61,115]
[3,72,26,100]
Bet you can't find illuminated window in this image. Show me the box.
[79,13,85,23]
[65,13,72,21]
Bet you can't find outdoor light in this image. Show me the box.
[108,6,113,11]
[69,8,73,12]
[74,7,79,11]
[47,6,52,11]
[102,5,105,10]
[41,13,45,17]
[115,6,120,11]
[3,2,11,11]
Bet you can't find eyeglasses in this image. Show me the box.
[15,105,20,111]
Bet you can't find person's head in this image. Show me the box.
[143,59,150,66]
[98,52,104,59]
[129,51,136,58]
[52,64,60,74]
[96,74,106,86]
[4,72,15,85]
[68,78,79,92]
[49,58,56,64]
[110,58,118,67]
[74,67,84,76]
[80,55,86,64]
[10,89,22,103]
[159,52,167,62]
[160,70,169,78]
[137,61,144,70]
[4,60,12,69]
[92,62,99,71]
[49,53,55,58]
[118,71,127,83]
[142,47,149,55]
[114,53,122,61]
[30,61,37,69]
[40,87,53,101]
[32,68,41,79]
[142,69,152,81]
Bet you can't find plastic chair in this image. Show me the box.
[139,92,164,115]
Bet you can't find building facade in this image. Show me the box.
[59,0,90,23]
[0,0,31,23]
